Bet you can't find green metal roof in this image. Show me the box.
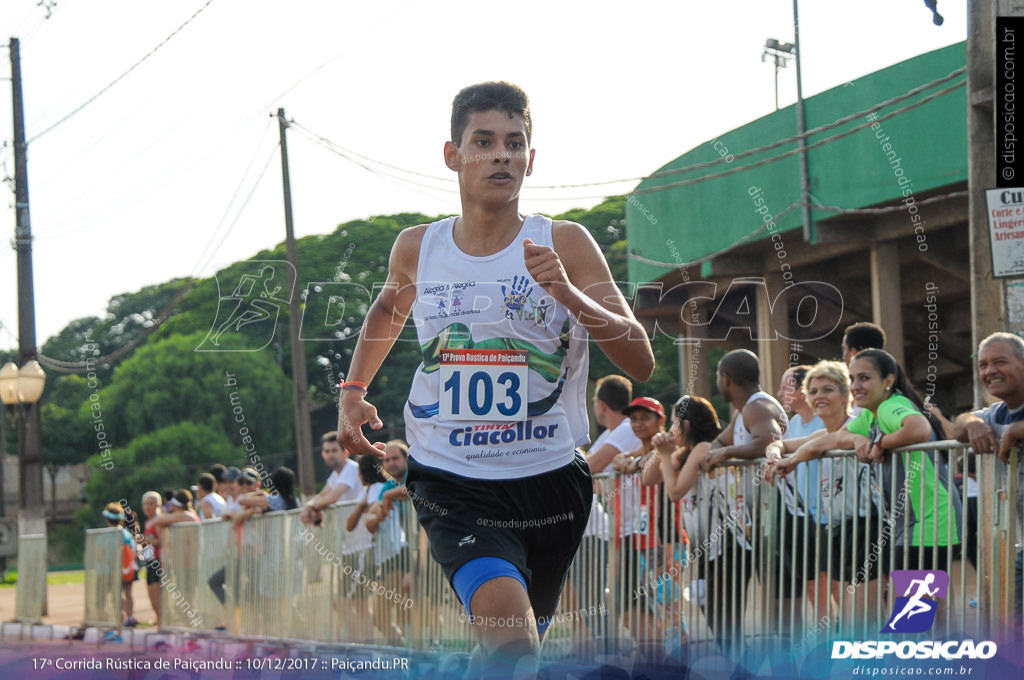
[626,42,967,285]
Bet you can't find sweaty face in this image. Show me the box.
[448,109,534,202]
[849,357,891,411]
[978,340,1024,404]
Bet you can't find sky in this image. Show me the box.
[0,0,966,352]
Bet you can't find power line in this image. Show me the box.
[642,66,967,184]
[288,121,460,206]
[248,0,413,120]
[193,142,279,277]
[37,283,195,373]
[632,77,965,196]
[28,0,217,143]
[190,117,275,278]
[625,191,969,270]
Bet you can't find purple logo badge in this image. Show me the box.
[882,570,949,634]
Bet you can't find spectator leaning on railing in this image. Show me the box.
[152,489,200,529]
[765,361,886,627]
[301,431,362,527]
[700,349,789,656]
[791,350,961,594]
[139,490,164,628]
[953,331,1024,626]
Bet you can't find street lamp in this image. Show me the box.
[0,360,46,532]
[0,361,45,405]
[762,38,796,111]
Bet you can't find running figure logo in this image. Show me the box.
[882,570,949,634]
[196,261,294,352]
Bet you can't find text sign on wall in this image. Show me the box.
[987,188,1024,277]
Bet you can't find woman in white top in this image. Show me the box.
[765,360,884,633]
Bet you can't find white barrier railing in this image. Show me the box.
[83,527,122,629]
[14,534,46,624]
[84,442,1021,663]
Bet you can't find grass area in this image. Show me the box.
[0,570,85,587]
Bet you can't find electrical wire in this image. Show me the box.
[193,142,279,277]
[632,77,965,196]
[625,190,969,270]
[190,117,275,278]
[28,0,217,143]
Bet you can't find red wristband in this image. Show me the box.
[340,381,368,396]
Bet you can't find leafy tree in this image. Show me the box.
[40,374,92,512]
[81,331,294,457]
[81,420,239,525]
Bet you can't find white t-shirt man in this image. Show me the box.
[326,457,362,503]
[583,420,637,541]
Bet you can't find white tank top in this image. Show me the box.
[404,215,590,480]
[201,492,226,519]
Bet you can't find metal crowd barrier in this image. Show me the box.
[580,441,1019,665]
[83,527,122,629]
[86,442,1021,664]
[14,534,46,624]
[159,518,230,634]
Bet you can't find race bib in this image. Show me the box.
[439,349,528,421]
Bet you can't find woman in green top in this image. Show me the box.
[785,350,962,626]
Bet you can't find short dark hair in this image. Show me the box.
[595,375,632,412]
[269,466,298,510]
[173,489,193,508]
[197,473,216,493]
[791,365,814,390]
[843,322,886,353]
[451,81,532,146]
[718,349,761,389]
[208,463,226,483]
[673,395,722,445]
[357,454,388,485]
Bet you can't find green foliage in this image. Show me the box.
[82,420,238,523]
[41,375,92,467]
[80,331,294,454]
[41,279,194,366]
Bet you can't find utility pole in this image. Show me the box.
[793,0,812,242]
[10,38,44,535]
[277,109,315,498]
[969,0,1002,406]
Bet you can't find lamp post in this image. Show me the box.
[0,361,46,535]
[761,38,795,111]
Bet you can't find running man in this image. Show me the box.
[336,81,654,677]
[886,573,939,630]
